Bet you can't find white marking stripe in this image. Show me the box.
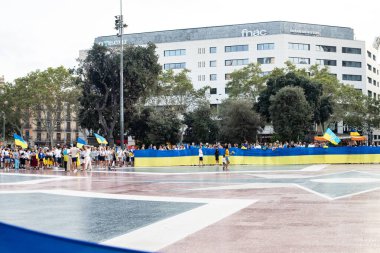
[301,164,329,171]
[0,189,256,252]
[0,173,85,185]
[189,183,294,191]
[102,199,256,251]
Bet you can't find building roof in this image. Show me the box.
[95,21,354,47]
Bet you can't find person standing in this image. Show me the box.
[83,145,93,171]
[224,145,230,171]
[214,146,220,166]
[70,145,80,173]
[13,149,20,171]
[54,146,62,169]
[198,146,204,166]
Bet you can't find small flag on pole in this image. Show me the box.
[323,128,341,145]
[350,129,360,136]
[76,137,87,148]
[94,133,108,145]
[13,134,28,149]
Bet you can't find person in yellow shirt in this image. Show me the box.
[225,146,230,171]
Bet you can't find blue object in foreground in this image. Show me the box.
[0,222,149,253]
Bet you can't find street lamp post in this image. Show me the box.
[115,0,127,150]
[1,101,8,145]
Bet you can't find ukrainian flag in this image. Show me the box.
[94,133,108,145]
[323,128,341,145]
[76,137,87,148]
[13,133,28,149]
[350,129,360,136]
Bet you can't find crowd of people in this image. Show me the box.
[0,144,135,172]
[0,139,373,172]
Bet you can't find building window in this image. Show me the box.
[257,43,274,50]
[210,74,217,81]
[368,64,372,71]
[198,61,205,68]
[342,61,362,68]
[343,74,362,81]
[209,60,216,67]
[66,133,71,142]
[225,45,249,52]
[259,71,271,77]
[373,67,377,74]
[289,57,310,64]
[289,43,310,50]
[164,49,186,57]
[368,90,373,97]
[225,59,249,66]
[316,59,337,66]
[316,45,336,52]
[257,57,275,64]
[225,88,230,94]
[198,48,206,54]
[209,47,216,53]
[57,133,61,141]
[225,73,231,80]
[198,75,205,81]
[210,88,217,94]
[66,121,71,130]
[374,55,377,61]
[163,62,186,70]
[368,51,372,58]
[342,47,361,54]
[368,77,373,84]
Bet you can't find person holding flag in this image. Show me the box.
[94,133,108,145]
[13,134,28,149]
[323,128,341,145]
[76,137,87,148]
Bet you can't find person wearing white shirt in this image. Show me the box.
[83,146,93,171]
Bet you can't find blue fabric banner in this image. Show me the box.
[0,222,148,253]
[135,147,380,158]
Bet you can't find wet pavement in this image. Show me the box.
[1,164,380,252]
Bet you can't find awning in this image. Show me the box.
[314,136,366,142]
[351,136,366,141]
[314,136,327,141]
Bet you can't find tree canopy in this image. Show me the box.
[78,43,161,144]
[219,99,263,143]
[269,86,313,141]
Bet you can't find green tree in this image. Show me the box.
[128,107,152,145]
[146,69,208,114]
[225,63,266,100]
[183,103,219,143]
[269,86,313,141]
[11,67,79,146]
[146,109,181,145]
[256,71,323,124]
[219,99,262,143]
[79,43,161,145]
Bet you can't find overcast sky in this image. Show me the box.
[1,0,379,82]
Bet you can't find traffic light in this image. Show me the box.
[114,15,121,30]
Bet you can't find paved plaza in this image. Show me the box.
[1,164,380,252]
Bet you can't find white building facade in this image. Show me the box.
[95,21,380,103]
[95,21,380,139]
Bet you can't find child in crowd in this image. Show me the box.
[222,155,227,171]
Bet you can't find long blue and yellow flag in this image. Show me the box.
[94,133,108,145]
[323,128,341,145]
[13,133,28,149]
[76,137,87,148]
